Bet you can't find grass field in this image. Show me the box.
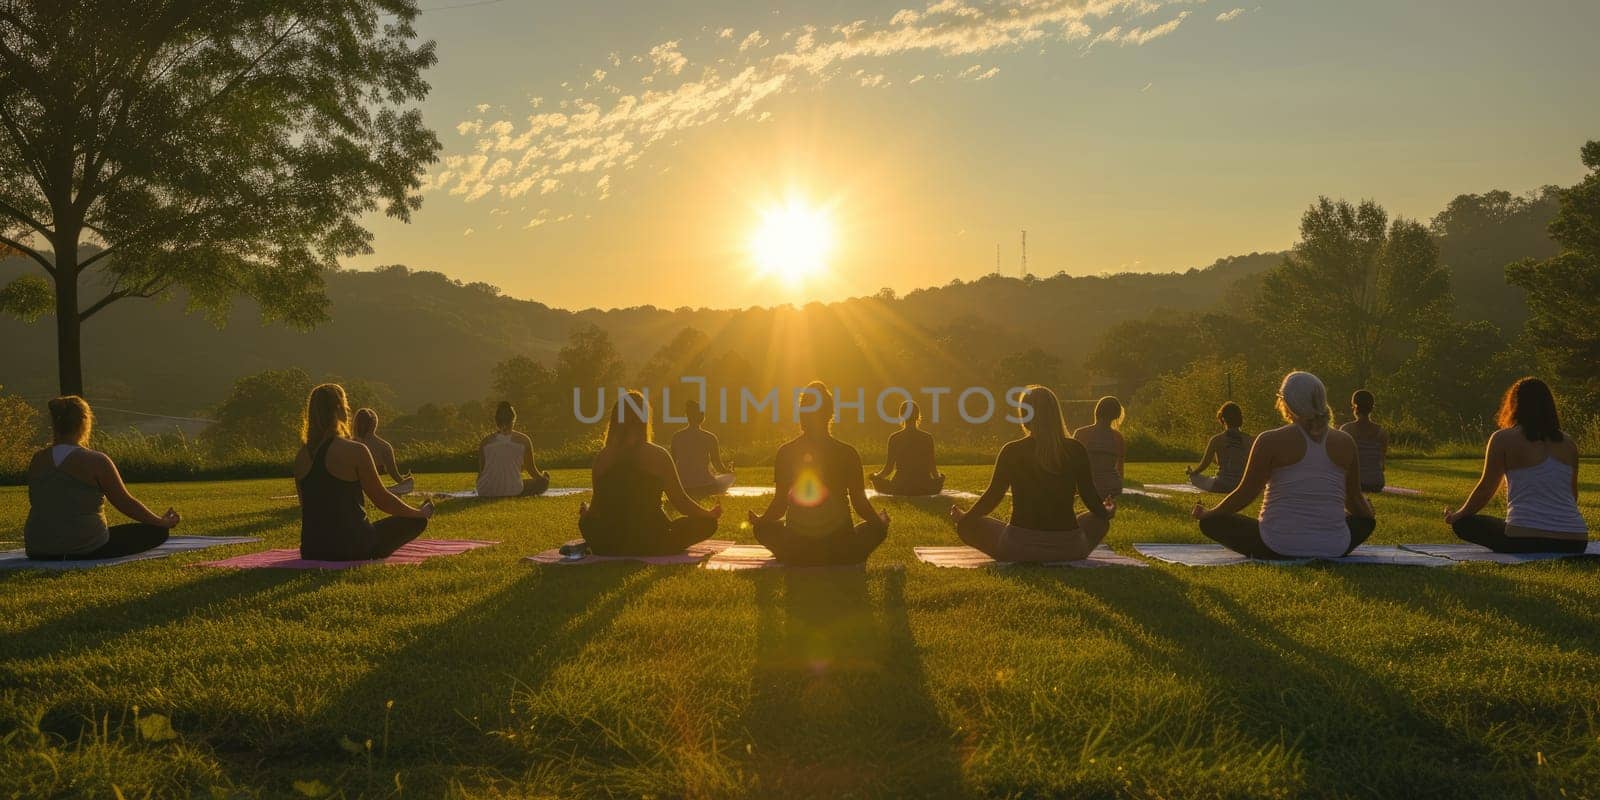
[3,459,1599,799]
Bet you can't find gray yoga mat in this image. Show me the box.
[1399,542,1599,564]
[1133,542,1453,567]
[0,536,263,570]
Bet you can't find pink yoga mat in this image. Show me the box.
[524,539,734,566]
[194,539,498,569]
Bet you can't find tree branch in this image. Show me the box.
[0,230,51,274]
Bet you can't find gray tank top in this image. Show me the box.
[1355,438,1385,488]
[1216,431,1249,486]
[25,457,109,556]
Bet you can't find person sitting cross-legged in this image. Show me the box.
[1191,371,1375,559]
[25,396,181,560]
[1445,377,1589,554]
[748,381,889,567]
[949,385,1113,563]
[870,401,945,496]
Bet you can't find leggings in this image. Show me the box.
[958,511,1110,563]
[581,515,718,557]
[1451,515,1587,554]
[869,473,945,497]
[1189,474,1239,494]
[520,473,552,497]
[303,516,428,561]
[27,523,169,560]
[1200,514,1375,559]
[753,518,888,567]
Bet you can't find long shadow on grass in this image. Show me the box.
[262,565,667,771]
[1,505,305,645]
[741,568,964,798]
[1053,567,1523,798]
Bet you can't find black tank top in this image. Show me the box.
[298,438,376,559]
[584,449,669,535]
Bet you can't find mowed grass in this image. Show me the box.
[2,459,1599,799]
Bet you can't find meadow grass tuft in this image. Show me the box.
[2,460,1598,798]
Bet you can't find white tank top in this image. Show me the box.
[1506,457,1587,534]
[476,433,526,497]
[51,444,81,466]
[1259,426,1351,558]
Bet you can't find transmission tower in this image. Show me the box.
[1020,230,1028,277]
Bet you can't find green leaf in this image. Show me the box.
[0,276,52,322]
[136,712,178,742]
[292,779,331,798]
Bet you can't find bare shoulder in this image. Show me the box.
[515,431,535,448]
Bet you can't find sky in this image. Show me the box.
[347,0,1600,310]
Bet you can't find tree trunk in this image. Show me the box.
[53,240,82,396]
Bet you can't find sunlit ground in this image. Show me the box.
[1,460,1598,797]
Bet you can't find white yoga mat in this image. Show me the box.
[914,544,1147,569]
[865,489,981,501]
[720,486,776,497]
[1140,483,1206,494]
[1120,488,1172,499]
[1133,543,1453,567]
[0,536,263,571]
[1380,486,1423,497]
[1399,542,1600,564]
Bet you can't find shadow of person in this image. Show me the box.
[742,568,963,797]
[271,565,667,771]
[1056,567,1515,796]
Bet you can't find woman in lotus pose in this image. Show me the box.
[1191,371,1375,559]
[950,385,1114,562]
[25,396,181,560]
[1072,395,1126,498]
[1445,378,1589,553]
[353,408,413,495]
[577,390,721,555]
[870,401,944,496]
[294,384,433,561]
[671,400,735,494]
[1187,402,1252,493]
[749,381,889,566]
[1338,390,1388,493]
[476,401,551,497]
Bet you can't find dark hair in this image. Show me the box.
[48,395,93,445]
[1497,378,1563,442]
[353,408,378,438]
[604,390,651,448]
[799,381,833,435]
[494,401,516,429]
[1351,389,1374,416]
[899,400,921,429]
[1094,395,1124,427]
[1217,401,1243,428]
[685,400,704,422]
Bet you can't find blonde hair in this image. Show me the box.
[302,383,351,445]
[48,395,93,446]
[604,389,651,449]
[1276,371,1332,434]
[1020,385,1071,474]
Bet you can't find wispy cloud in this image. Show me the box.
[1216,8,1246,22]
[428,0,1210,225]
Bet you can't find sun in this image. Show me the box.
[749,200,835,285]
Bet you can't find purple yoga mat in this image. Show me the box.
[194,539,498,569]
[524,539,734,566]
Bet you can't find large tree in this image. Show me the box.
[1254,198,1453,388]
[0,1,439,395]
[1506,140,1600,415]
